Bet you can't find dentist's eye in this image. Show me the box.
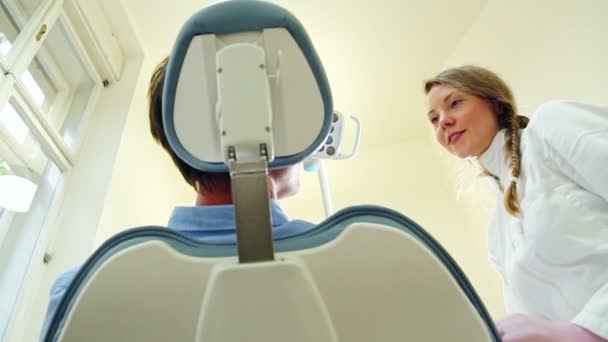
[450,99,463,109]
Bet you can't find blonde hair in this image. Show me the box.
[424,65,529,217]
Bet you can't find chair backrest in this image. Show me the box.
[43,1,500,341]
[44,207,499,342]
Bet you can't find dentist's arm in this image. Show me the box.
[501,101,608,342]
[534,100,608,201]
[496,314,607,342]
[532,101,608,340]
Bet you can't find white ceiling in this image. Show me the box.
[122,0,488,144]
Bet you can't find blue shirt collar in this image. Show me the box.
[168,200,290,232]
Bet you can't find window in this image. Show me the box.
[0,0,100,339]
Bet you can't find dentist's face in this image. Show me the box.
[426,84,500,158]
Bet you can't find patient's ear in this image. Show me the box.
[269,165,301,199]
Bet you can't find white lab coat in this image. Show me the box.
[478,100,608,338]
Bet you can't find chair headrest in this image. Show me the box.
[162,0,333,172]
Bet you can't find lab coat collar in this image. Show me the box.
[477,129,511,190]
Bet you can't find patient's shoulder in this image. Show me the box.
[51,267,81,295]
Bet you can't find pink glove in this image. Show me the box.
[496,314,607,342]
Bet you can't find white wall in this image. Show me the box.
[442,0,608,109]
[94,57,195,245]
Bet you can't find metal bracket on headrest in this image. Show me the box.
[229,157,275,263]
[217,43,276,263]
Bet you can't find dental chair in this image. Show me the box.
[42,1,500,341]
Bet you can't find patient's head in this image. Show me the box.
[147,57,300,201]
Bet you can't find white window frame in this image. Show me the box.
[0,208,15,250]
[4,0,73,125]
[0,0,105,340]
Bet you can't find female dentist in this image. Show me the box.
[424,65,608,342]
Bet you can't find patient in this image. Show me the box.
[39,57,315,338]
